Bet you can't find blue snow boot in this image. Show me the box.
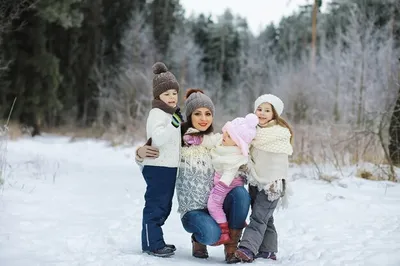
[255,251,277,260]
[143,246,174,257]
[166,244,176,252]
[235,246,255,262]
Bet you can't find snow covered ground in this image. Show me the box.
[0,135,400,266]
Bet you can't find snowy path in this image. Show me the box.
[0,136,399,266]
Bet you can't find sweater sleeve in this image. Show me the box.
[219,168,238,186]
[219,155,248,186]
[202,133,222,148]
[146,108,179,147]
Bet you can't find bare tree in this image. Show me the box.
[97,68,152,128]
[234,1,399,174]
[388,0,400,167]
[95,9,156,139]
[165,21,205,107]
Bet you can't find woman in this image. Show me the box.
[136,89,250,264]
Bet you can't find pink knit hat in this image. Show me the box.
[222,113,258,156]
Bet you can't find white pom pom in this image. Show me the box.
[245,113,259,127]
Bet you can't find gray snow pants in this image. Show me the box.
[240,185,279,255]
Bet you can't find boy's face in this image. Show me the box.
[255,102,274,126]
[222,131,237,146]
[159,89,178,107]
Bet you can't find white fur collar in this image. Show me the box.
[211,145,248,172]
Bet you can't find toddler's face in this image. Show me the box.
[159,89,178,107]
[222,131,237,146]
[255,102,274,126]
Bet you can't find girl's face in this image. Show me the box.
[222,131,236,146]
[255,102,274,126]
[159,89,178,107]
[191,107,213,131]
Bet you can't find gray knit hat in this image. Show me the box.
[152,62,180,98]
[184,89,215,119]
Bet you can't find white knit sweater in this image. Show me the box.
[142,108,181,168]
[248,121,293,202]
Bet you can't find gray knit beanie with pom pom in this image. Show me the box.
[152,62,180,99]
[184,89,215,119]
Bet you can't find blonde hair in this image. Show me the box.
[271,106,294,144]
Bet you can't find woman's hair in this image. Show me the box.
[186,88,203,99]
[271,106,294,144]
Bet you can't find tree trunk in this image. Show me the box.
[310,0,318,72]
[357,57,365,126]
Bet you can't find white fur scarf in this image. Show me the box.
[211,145,248,174]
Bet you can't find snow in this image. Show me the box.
[1,135,400,266]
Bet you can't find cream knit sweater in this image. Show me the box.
[248,120,293,202]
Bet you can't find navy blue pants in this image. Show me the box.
[141,165,177,252]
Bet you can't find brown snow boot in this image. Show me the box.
[192,234,208,259]
[224,228,243,264]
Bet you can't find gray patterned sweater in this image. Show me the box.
[176,139,215,217]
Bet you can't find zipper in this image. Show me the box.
[146,223,149,247]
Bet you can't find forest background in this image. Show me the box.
[0,0,399,181]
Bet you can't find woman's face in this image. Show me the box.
[191,107,213,131]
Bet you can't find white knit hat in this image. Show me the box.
[254,94,284,116]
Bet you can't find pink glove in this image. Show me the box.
[207,181,230,224]
[183,134,203,146]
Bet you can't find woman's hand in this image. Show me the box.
[136,145,159,159]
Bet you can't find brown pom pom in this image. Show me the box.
[152,62,168,74]
[185,88,204,99]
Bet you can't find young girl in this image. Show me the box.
[235,94,293,262]
[206,114,258,246]
[140,62,183,257]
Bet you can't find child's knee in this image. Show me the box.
[230,186,250,201]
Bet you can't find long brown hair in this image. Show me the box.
[271,106,294,144]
